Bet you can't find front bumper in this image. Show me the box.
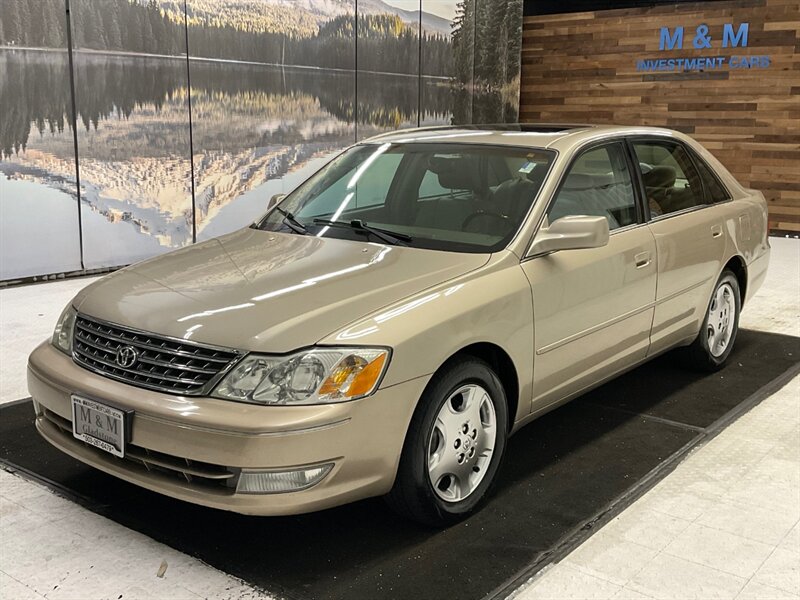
[27,341,428,515]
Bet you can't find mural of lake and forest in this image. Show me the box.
[0,0,523,280]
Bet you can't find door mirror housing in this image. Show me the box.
[268,193,286,211]
[529,215,610,256]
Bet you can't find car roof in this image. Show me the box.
[364,123,681,150]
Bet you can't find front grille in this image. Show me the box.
[73,314,241,395]
[42,409,237,490]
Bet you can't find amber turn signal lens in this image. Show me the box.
[346,353,387,397]
[318,352,387,399]
[318,356,366,397]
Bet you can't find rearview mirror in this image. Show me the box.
[529,215,610,256]
[267,193,285,211]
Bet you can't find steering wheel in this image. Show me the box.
[462,211,507,231]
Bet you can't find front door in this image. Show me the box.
[521,141,657,411]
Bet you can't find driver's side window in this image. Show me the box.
[547,142,636,231]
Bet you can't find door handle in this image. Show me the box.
[711,225,723,238]
[635,251,651,268]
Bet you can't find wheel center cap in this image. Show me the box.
[463,437,472,450]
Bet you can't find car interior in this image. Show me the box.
[411,154,545,237]
[284,145,556,250]
[545,143,637,230]
[547,171,634,230]
[634,142,705,216]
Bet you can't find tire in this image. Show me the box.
[385,357,509,527]
[682,269,741,372]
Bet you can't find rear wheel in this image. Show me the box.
[683,270,741,371]
[386,357,508,527]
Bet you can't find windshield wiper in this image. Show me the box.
[313,219,412,246]
[275,207,308,235]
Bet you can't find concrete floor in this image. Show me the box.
[0,238,797,600]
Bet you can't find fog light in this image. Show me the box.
[236,464,333,494]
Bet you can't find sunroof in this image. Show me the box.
[516,123,590,132]
[406,123,589,134]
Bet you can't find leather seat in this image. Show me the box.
[549,173,621,229]
[642,165,676,215]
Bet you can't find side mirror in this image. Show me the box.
[529,215,610,256]
[267,193,286,211]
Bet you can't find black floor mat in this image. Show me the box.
[1,329,798,600]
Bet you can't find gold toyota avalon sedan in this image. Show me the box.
[28,124,770,525]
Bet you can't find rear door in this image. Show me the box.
[629,137,727,355]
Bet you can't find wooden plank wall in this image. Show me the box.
[520,0,800,233]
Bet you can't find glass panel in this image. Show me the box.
[693,152,731,203]
[70,0,194,270]
[471,0,523,123]
[353,152,404,208]
[356,0,421,140]
[188,0,357,241]
[257,143,556,253]
[0,0,82,280]
[548,143,637,230]
[633,141,706,218]
[292,151,403,218]
[419,1,457,127]
[422,0,472,125]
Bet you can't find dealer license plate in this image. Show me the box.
[71,395,127,458]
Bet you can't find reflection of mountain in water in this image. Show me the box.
[1,50,515,251]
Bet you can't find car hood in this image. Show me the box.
[75,228,489,353]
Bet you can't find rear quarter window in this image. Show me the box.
[692,151,731,203]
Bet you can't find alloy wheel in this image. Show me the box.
[427,384,497,502]
[707,282,736,357]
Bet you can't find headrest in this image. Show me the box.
[492,178,538,218]
[562,172,597,192]
[642,165,677,188]
[428,156,481,192]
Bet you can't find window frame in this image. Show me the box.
[625,135,715,223]
[540,138,647,235]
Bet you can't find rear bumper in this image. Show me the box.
[27,341,428,515]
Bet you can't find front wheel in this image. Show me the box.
[683,270,741,371]
[385,357,509,527]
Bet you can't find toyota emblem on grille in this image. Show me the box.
[115,345,139,368]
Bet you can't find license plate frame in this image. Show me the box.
[71,395,131,458]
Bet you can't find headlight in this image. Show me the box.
[52,305,77,355]
[213,347,389,405]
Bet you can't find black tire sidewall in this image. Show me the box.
[407,359,509,523]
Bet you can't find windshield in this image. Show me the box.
[254,142,556,253]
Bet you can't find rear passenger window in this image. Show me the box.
[693,153,731,203]
[547,143,637,231]
[632,141,706,218]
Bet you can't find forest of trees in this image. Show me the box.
[0,0,454,76]
[452,0,522,89]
